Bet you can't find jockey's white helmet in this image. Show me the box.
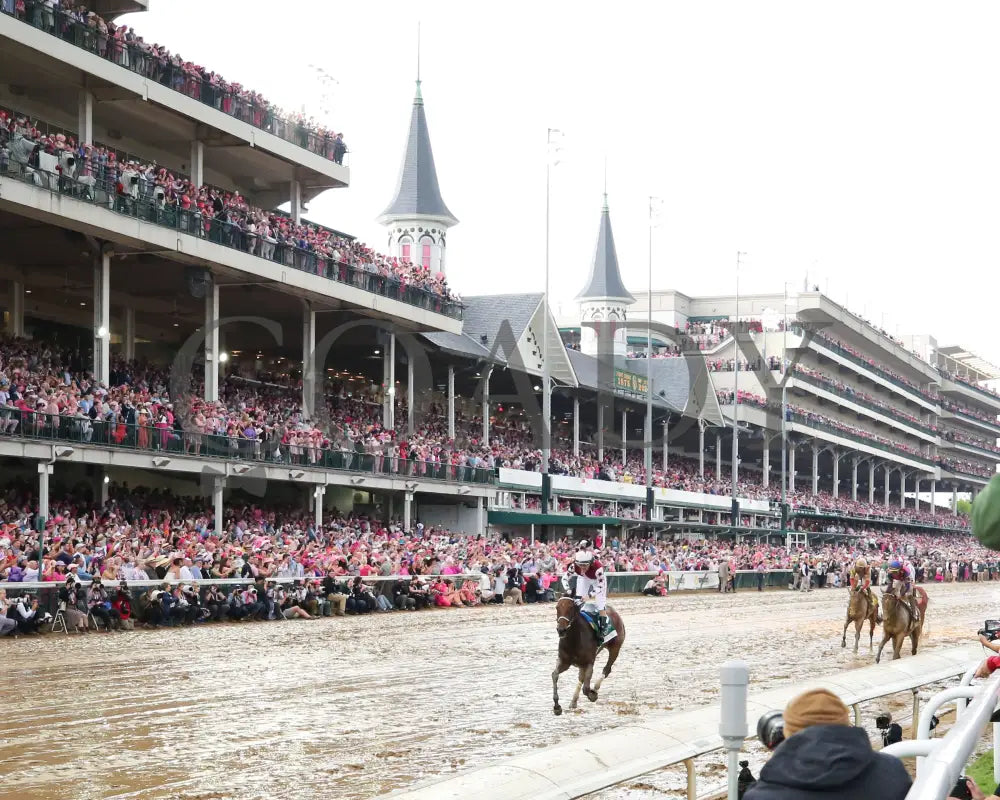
[574,550,594,566]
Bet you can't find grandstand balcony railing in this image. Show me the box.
[789,369,938,436]
[796,326,938,405]
[943,405,1000,435]
[937,461,994,483]
[939,435,1000,461]
[0,163,464,320]
[789,507,970,533]
[784,407,935,466]
[3,1,348,166]
[944,373,1000,409]
[0,409,495,485]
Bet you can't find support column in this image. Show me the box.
[789,445,796,492]
[290,179,302,224]
[715,433,722,482]
[301,300,316,419]
[811,443,819,496]
[38,462,51,522]
[572,397,580,457]
[123,306,136,362]
[832,451,840,498]
[77,89,94,146]
[407,353,416,433]
[314,485,325,530]
[447,364,456,441]
[884,466,891,507]
[852,458,859,502]
[477,496,485,535]
[598,404,605,462]
[762,443,770,489]
[212,476,225,537]
[931,480,937,512]
[383,333,396,430]
[93,250,110,386]
[952,487,959,516]
[868,461,876,505]
[482,366,493,447]
[94,466,109,507]
[899,472,907,509]
[914,478,920,512]
[622,409,627,467]
[6,280,25,337]
[404,490,413,532]
[663,418,669,473]
[190,139,204,188]
[204,277,219,402]
[698,421,706,478]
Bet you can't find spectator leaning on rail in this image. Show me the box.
[743,688,911,800]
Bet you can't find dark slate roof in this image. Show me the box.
[379,82,458,225]
[420,331,493,361]
[576,196,635,303]
[421,293,542,364]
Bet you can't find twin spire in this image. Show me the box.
[576,193,635,303]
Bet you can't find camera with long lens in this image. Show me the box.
[876,712,903,747]
[757,710,785,750]
[978,620,1000,642]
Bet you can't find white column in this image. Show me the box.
[762,443,770,489]
[7,280,25,337]
[715,433,722,482]
[123,306,136,362]
[290,179,302,225]
[884,466,891,507]
[404,491,413,531]
[447,364,456,441]
[852,458,858,501]
[598,404,605,461]
[832,451,840,498]
[482,366,493,447]
[789,445,796,491]
[573,397,580,457]
[812,444,819,496]
[952,487,958,516]
[868,461,875,504]
[314,486,325,529]
[899,472,907,509]
[914,478,920,511]
[95,466,109,507]
[698,421,705,478]
[662,418,669,473]
[93,251,110,386]
[190,139,205,188]
[931,480,937,512]
[477,496,485,534]
[204,278,219,402]
[38,462,52,521]
[383,333,395,430]
[77,89,94,146]
[408,354,415,433]
[213,476,225,537]
[301,300,316,419]
[622,409,627,467]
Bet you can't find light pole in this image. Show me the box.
[731,252,745,530]
[542,128,562,483]
[781,282,797,544]
[646,197,662,488]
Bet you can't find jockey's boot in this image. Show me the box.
[869,590,882,623]
[598,613,617,645]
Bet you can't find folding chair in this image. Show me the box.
[88,610,101,630]
[50,601,68,634]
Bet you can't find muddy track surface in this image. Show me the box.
[1,581,997,800]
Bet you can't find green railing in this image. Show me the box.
[791,369,937,436]
[784,408,934,466]
[0,164,463,320]
[944,405,1000,435]
[790,508,970,534]
[940,435,1000,460]
[3,1,348,165]
[0,408,495,485]
[937,461,994,482]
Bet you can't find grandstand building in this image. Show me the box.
[0,3,995,547]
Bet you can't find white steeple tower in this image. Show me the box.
[577,193,635,357]
[377,38,457,276]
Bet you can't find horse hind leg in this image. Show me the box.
[593,642,622,692]
[841,614,851,648]
[582,663,599,702]
[570,666,585,710]
[853,618,863,654]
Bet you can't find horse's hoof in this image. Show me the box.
[841,640,846,648]
[553,705,562,716]
[587,691,599,703]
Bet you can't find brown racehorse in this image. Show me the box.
[552,597,625,715]
[841,586,879,653]
[876,587,928,663]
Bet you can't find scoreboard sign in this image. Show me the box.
[614,369,648,396]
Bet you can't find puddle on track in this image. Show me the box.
[2,581,998,800]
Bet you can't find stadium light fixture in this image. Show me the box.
[97,326,108,338]
[219,352,229,364]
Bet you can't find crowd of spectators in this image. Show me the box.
[811,330,936,401]
[0,109,458,311]
[942,397,1000,428]
[2,0,347,163]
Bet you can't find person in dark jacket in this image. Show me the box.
[744,688,911,800]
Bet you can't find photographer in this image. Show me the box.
[974,625,1000,679]
[745,688,910,799]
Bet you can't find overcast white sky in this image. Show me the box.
[125,1,1000,369]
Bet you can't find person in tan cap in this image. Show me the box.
[744,688,910,799]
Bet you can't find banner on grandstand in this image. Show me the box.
[614,368,648,397]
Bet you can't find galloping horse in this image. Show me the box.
[841,586,879,653]
[552,596,626,715]
[876,587,928,663]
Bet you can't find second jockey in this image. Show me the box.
[568,546,617,645]
[887,558,919,623]
[849,557,880,622]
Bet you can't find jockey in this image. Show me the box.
[887,558,918,620]
[569,548,617,645]
[849,557,879,620]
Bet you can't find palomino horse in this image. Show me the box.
[552,597,626,715]
[841,586,879,653]
[876,587,929,663]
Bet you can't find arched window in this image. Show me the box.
[399,235,412,263]
[420,236,433,270]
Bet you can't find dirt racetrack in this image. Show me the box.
[1,580,996,800]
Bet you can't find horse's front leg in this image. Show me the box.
[552,658,569,715]
[853,618,862,654]
[841,613,851,648]
[582,662,598,702]
[875,632,890,663]
[570,666,585,710]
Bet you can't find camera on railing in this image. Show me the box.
[978,619,1000,642]
[875,712,903,747]
[757,710,785,750]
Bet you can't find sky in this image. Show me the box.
[123,0,1000,370]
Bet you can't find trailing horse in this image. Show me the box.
[876,587,928,663]
[552,596,625,715]
[841,586,879,653]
